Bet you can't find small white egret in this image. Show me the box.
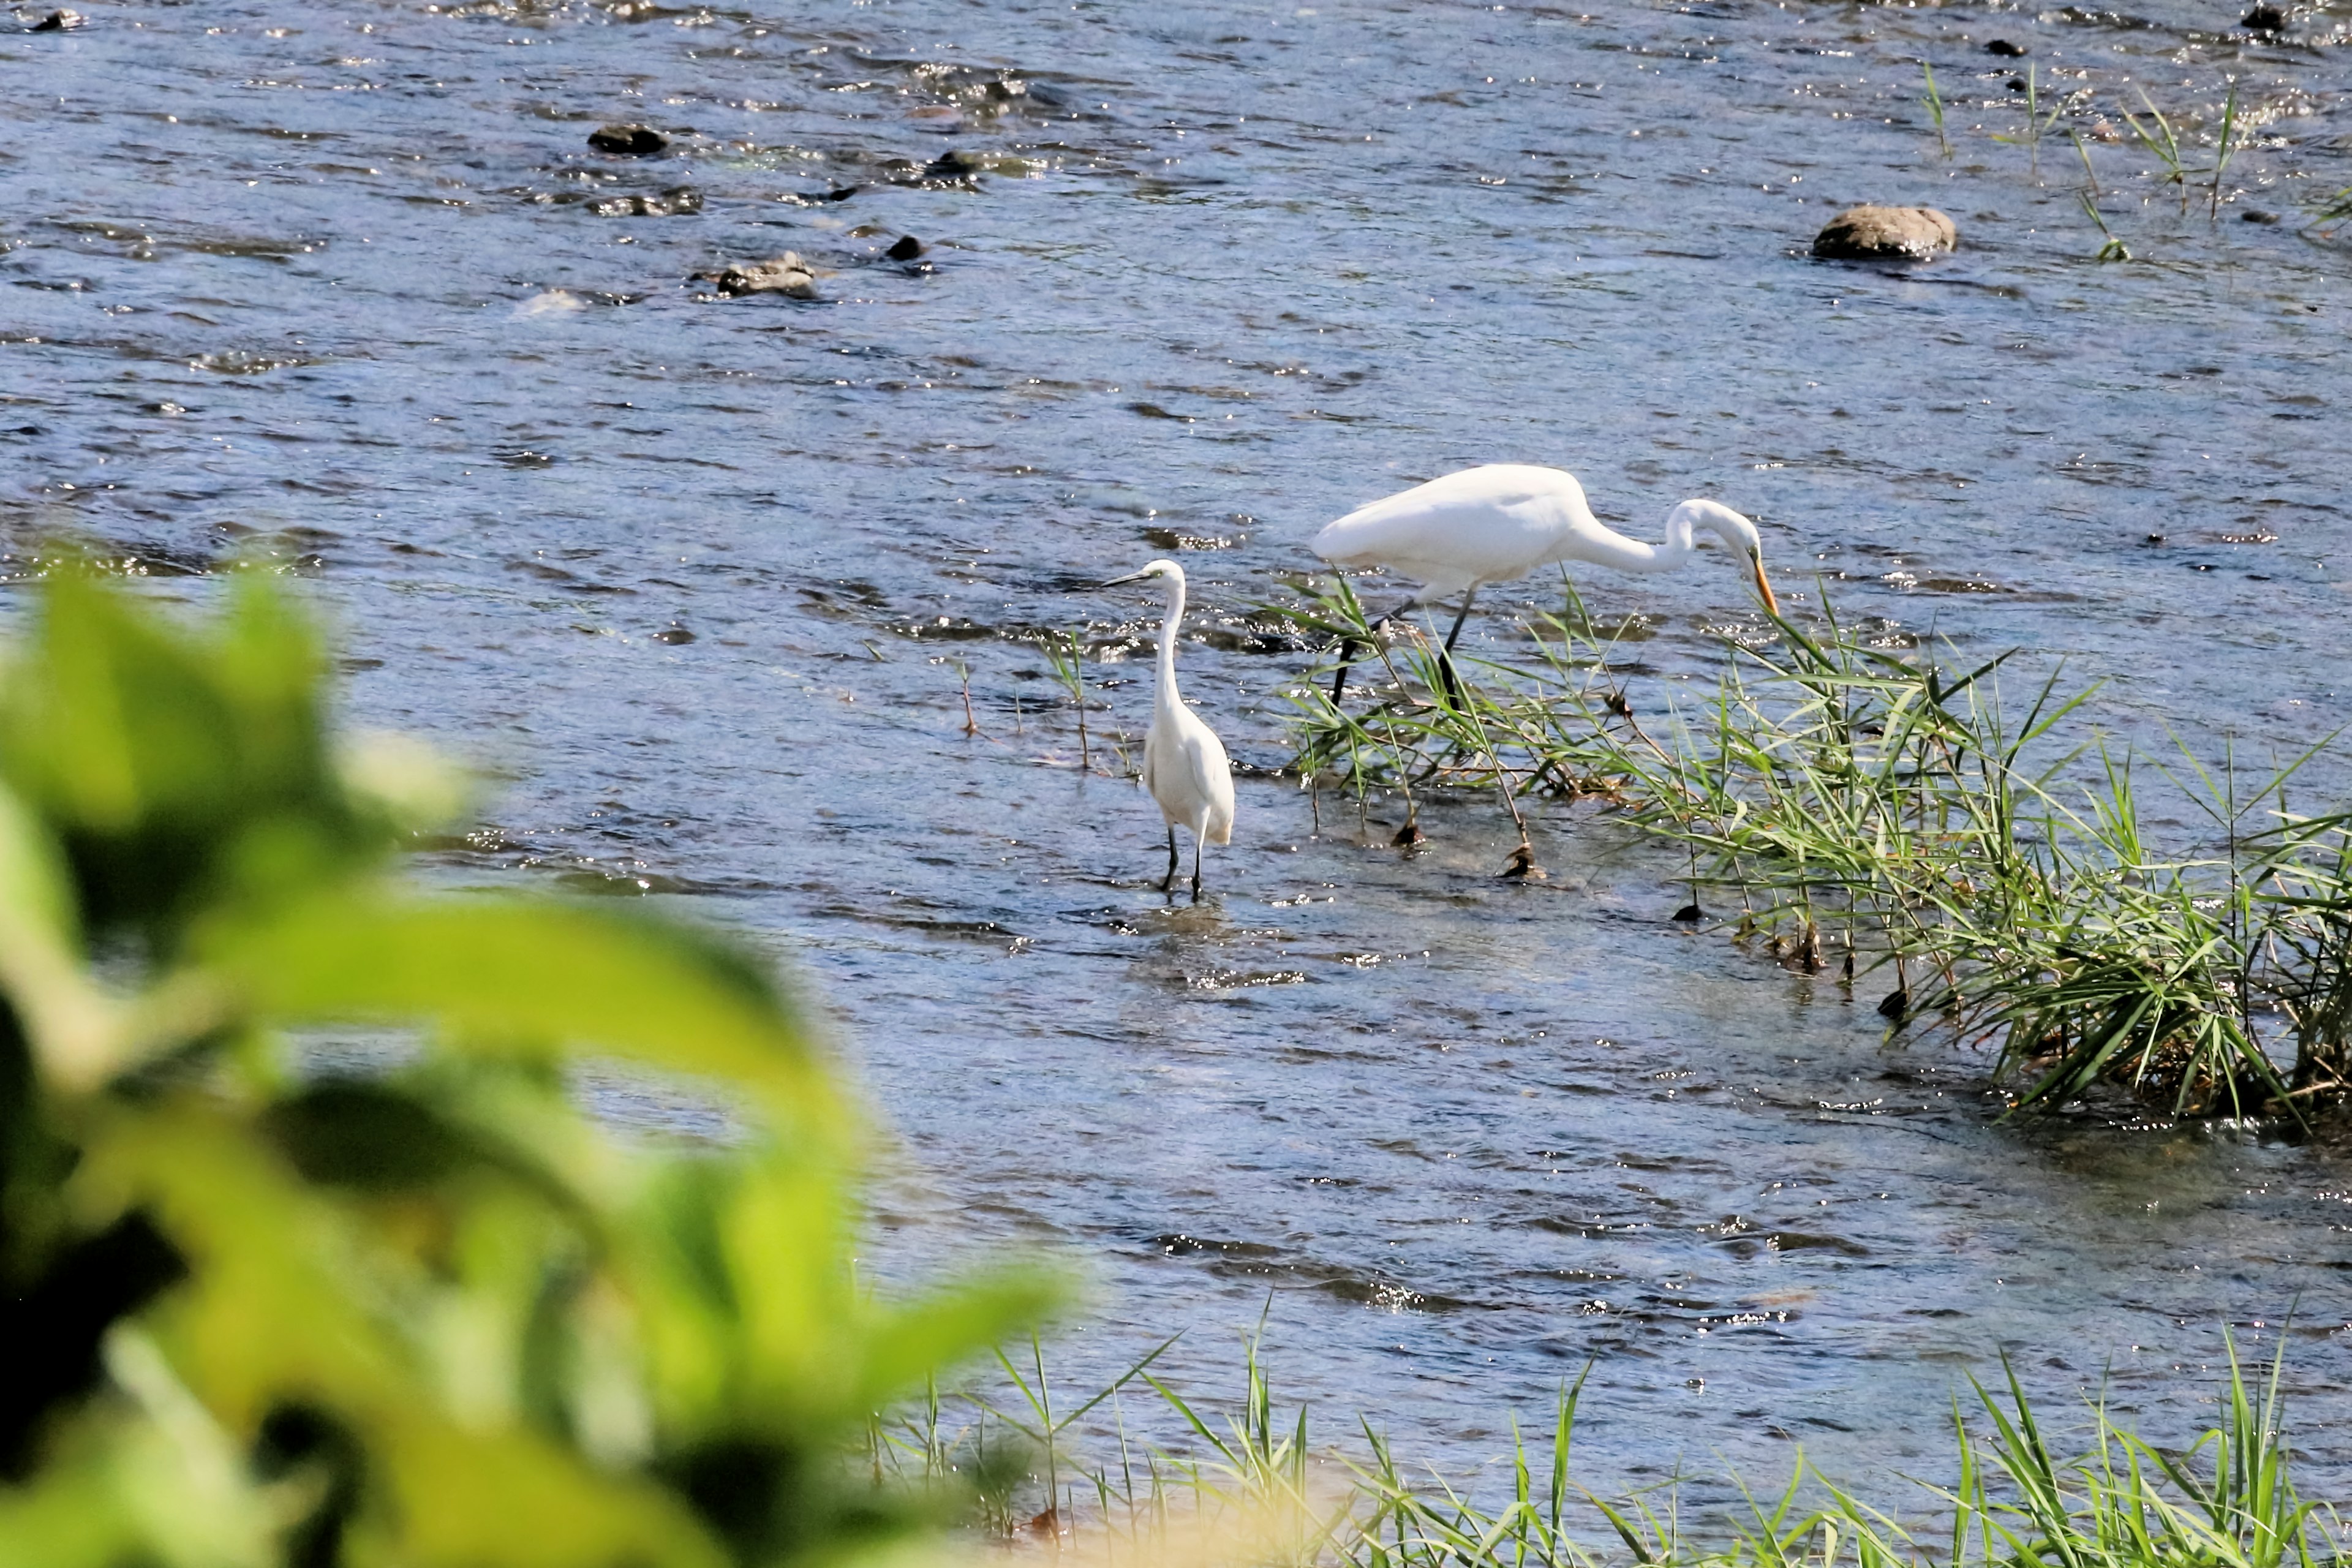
[1311,464,1780,700]
[1102,558,1236,899]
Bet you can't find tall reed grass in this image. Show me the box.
[1273,581,2352,1120]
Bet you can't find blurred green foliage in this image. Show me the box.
[0,575,1060,1567]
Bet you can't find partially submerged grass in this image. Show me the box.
[876,1329,2345,1568]
[1271,581,2352,1120]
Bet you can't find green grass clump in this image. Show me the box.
[883,1327,2343,1568]
[1276,582,2352,1120]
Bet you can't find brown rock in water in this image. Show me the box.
[588,123,669,156]
[696,253,819,299]
[2242,2,2285,31]
[1811,205,1958,262]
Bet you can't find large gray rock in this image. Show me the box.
[696,253,819,299]
[1811,205,1959,261]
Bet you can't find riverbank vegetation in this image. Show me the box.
[1276,580,2352,1121]
[892,1329,2343,1568]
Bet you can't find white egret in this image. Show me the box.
[1311,464,1780,701]
[1102,558,1235,899]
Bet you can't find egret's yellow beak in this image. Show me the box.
[1750,552,1779,617]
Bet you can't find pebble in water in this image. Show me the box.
[1984,37,2027,56]
[2242,3,2286,31]
[29,8,83,29]
[1811,205,1958,261]
[886,234,927,262]
[587,123,669,156]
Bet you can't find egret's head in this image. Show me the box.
[1102,558,1184,590]
[1672,500,1779,618]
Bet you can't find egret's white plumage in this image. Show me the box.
[1311,465,1777,699]
[1104,558,1235,899]
[1313,464,1778,610]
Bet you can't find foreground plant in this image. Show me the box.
[1277,582,2352,1119]
[0,573,1058,1566]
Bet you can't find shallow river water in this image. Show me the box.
[7,0,2352,1505]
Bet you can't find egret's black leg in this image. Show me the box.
[1434,588,1477,703]
[1161,825,1178,893]
[1329,598,1417,706]
[1329,637,1359,704]
[1442,589,1477,652]
[1191,836,1204,902]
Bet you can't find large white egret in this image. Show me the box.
[1102,559,1235,899]
[1311,464,1780,700]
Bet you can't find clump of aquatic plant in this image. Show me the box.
[1274,582,2352,1119]
[1043,625,1095,771]
[1922,62,1951,158]
[1992,64,2070,177]
[2212,80,2244,219]
[2124,89,2193,211]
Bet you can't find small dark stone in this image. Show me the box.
[2242,208,2282,224]
[654,625,695,645]
[884,233,926,262]
[1985,37,2027,55]
[1390,820,1424,848]
[1877,987,1910,1022]
[2145,532,2167,544]
[588,123,669,156]
[2007,77,2029,91]
[30,9,83,29]
[2242,2,2286,31]
[1812,205,1959,262]
[1672,902,1705,923]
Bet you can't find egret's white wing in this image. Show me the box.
[1176,715,1236,845]
[1310,465,1587,595]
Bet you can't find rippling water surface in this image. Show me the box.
[8,0,2352,1501]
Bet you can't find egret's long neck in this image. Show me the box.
[1550,497,1698,575]
[1155,576,1186,713]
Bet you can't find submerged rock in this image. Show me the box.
[29,8,84,29]
[588,187,701,218]
[2242,208,2282,225]
[2242,2,2286,31]
[885,233,926,261]
[695,253,819,298]
[1984,37,2027,55]
[588,124,669,156]
[1811,205,1958,262]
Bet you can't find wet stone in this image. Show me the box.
[2242,209,2282,225]
[589,187,701,218]
[695,252,818,299]
[654,624,695,645]
[588,123,668,156]
[1984,37,2027,55]
[2242,2,2286,30]
[885,233,926,262]
[1811,205,1958,262]
[29,9,83,29]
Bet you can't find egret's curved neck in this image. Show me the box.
[1155,575,1186,710]
[1546,496,1698,575]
